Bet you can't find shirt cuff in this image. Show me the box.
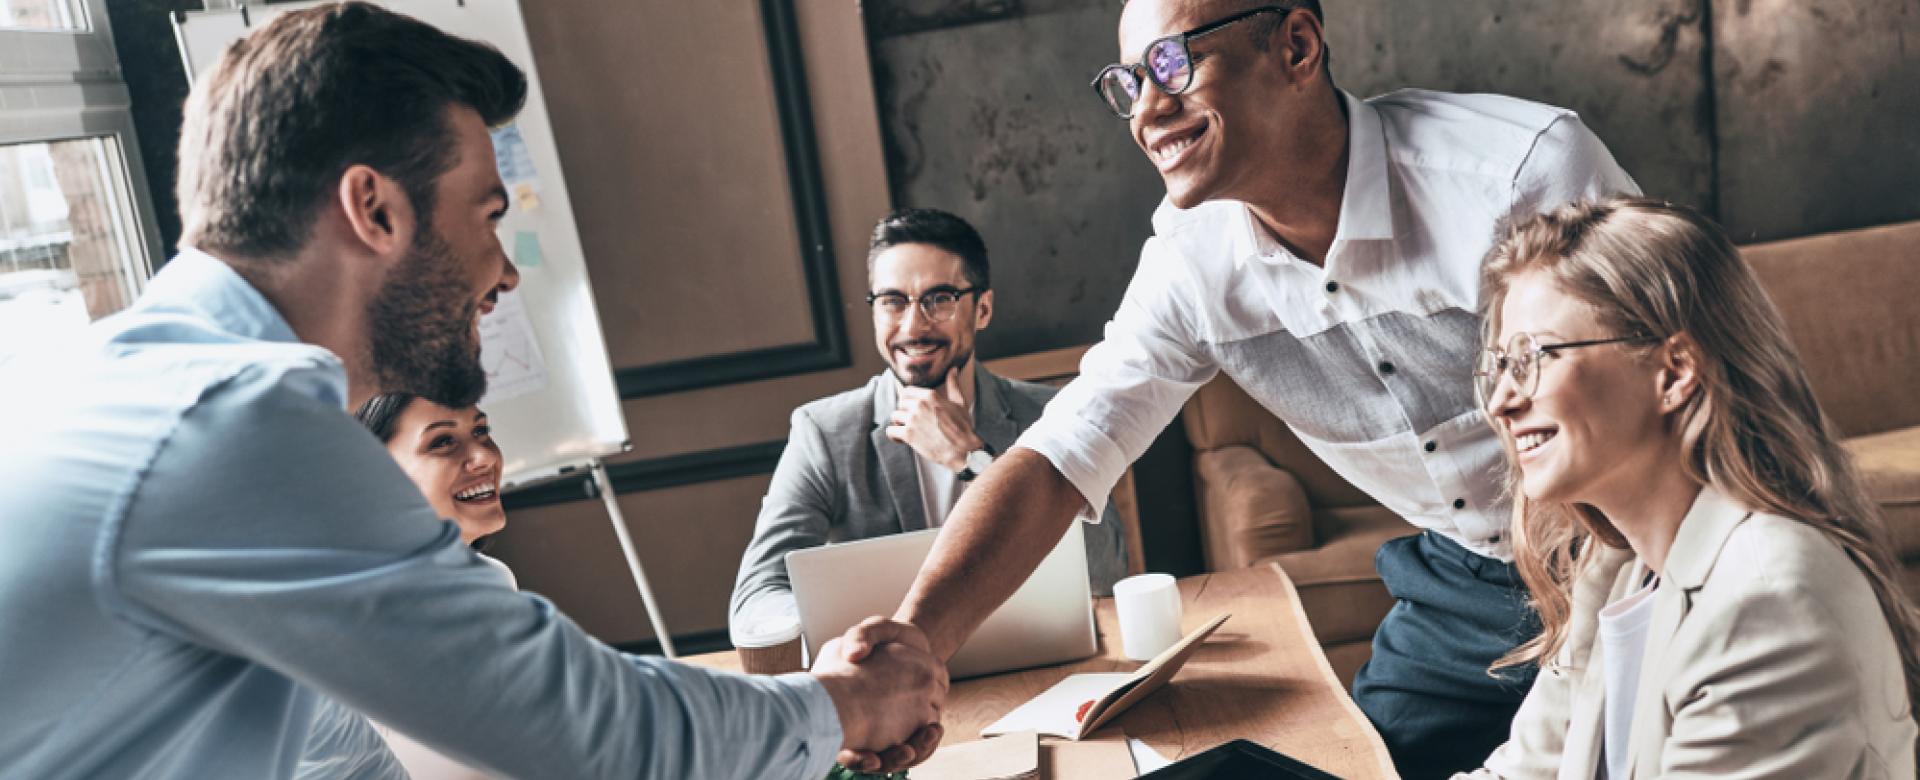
[771,671,844,779]
[1012,414,1131,524]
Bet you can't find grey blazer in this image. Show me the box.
[728,367,1129,638]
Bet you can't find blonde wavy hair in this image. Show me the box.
[1479,198,1920,715]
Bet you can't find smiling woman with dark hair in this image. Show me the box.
[356,392,510,552]
[300,393,517,780]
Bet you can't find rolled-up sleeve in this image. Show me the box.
[103,364,842,780]
[1015,236,1218,520]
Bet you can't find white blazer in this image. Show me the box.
[1459,487,1917,779]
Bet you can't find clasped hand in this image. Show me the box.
[811,617,949,774]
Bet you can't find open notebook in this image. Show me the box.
[983,614,1231,741]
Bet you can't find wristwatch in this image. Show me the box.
[956,447,995,481]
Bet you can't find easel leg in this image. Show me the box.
[592,460,677,658]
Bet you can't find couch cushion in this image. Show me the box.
[1193,446,1316,570]
[1184,375,1375,508]
[1846,426,1920,560]
[1265,507,1417,647]
[1743,221,1920,439]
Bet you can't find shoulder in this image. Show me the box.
[1677,511,1901,670]
[988,373,1059,418]
[1706,513,1882,607]
[1367,88,1591,179]
[791,375,885,434]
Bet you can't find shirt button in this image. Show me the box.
[1453,498,1467,510]
[1379,361,1396,375]
[1325,280,1339,293]
[1424,441,1437,453]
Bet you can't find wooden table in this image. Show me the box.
[687,564,1397,779]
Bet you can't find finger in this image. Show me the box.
[905,723,944,767]
[883,424,908,444]
[872,742,919,774]
[850,616,933,654]
[844,618,887,660]
[837,748,880,773]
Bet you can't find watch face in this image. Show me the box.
[967,449,994,473]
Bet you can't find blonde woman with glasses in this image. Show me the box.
[1459,198,1919,779]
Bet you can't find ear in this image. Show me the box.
[1277,9,1328,82]
[1657,332,1702,414]
[336,164,416,259]
[972,289,994,331]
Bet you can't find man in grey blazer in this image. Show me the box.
[729,209,1128,646]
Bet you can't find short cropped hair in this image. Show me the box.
[176,2,527,260]
[868,208,990,291]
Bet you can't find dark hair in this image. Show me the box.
[868,208,990,290]
[354,392,417,443]
[177,2,528,259]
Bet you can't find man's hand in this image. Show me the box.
[812,617,948,773]
[885,371,983,472]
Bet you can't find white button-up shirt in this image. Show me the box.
[1017,89,1639,561]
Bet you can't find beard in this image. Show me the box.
[365,224,488,408]
[894,343,973,389]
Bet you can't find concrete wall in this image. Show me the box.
[868,0,1920,359]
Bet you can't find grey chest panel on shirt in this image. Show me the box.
[1208,307,1484,443]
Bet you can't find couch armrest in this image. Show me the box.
[1193,445,1315,571]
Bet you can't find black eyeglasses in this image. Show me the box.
[1475,332,1664,408]
[1091,5,1293,119]
[866,286,983,323]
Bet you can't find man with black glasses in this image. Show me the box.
[730,208,1129,650]
[840,2,1639,777]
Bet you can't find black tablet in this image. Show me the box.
[1137,739,1344,779]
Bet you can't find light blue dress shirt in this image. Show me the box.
[0,249,842,780]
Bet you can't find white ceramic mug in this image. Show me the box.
[1112,572,1183,661]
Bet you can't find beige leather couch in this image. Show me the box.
[1182,220,1920,688]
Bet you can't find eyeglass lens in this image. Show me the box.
[1096,38,1193,117]
[1478,333,1541,404]
[872,290,967,322]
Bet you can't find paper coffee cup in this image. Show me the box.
[733,612,804,675]
[1113,572,1183,661]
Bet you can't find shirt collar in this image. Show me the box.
[1245,90,1395,266]
[142,247,302,346]
[1329,89,1394,246]
[1152,90,1395,271]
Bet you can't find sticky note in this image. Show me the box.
[514,230,543,267]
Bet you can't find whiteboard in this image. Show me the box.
[175,1,630,488]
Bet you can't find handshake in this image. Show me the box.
[811,617,951,775]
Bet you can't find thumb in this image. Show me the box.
[845,616,930,661]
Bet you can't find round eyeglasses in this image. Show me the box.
[1091,5,1293,119]
[866,286,983,323]
[1475,332,1662,409]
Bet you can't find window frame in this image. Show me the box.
[0,0,166,305]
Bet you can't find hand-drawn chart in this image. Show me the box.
[479,288,549,405]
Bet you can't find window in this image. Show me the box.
[0,0,86,31]
[1,0,162,362]
[0,137,150,360]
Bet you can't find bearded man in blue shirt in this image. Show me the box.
[0,4,943,778]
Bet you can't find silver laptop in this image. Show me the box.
[786,520,1097,679]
